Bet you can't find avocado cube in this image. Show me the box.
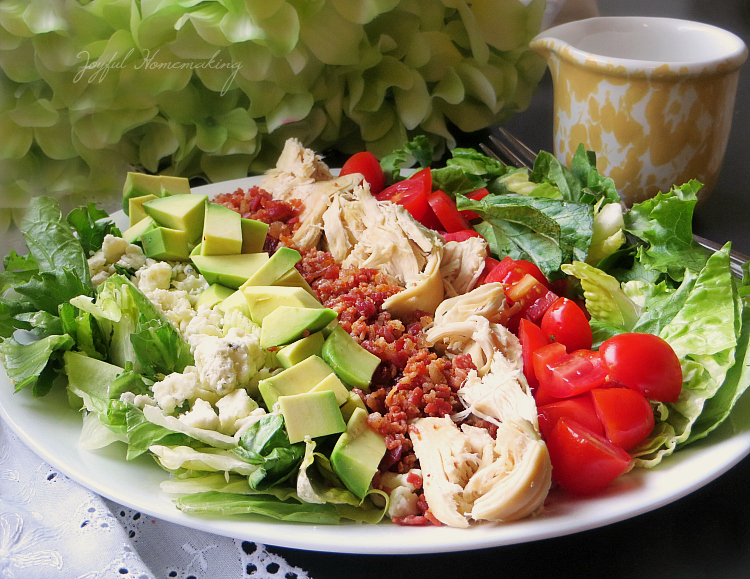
[275,332,325,369]
[322,325,381,390]
[217,289,251,317]
[278,390,346,444]
[260,306,337,348]
[243,285,322,325]
[191,253,269,289]
[122,173,190,214]
[340,391,367,422]
[143,194,208,243]
[310,372,349,406]
[243,247,301,287]
[258,355,335,409]
[196,283,234,310]
[140,226,190,261]
[272,267,316,297]
[122,215,155,244]
[202,203,242,256]
[129,194,158,227]
[331,407,387,498]
[241,218,269,254]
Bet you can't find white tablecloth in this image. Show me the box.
[0,418,310,579]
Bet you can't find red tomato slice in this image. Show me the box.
[482,256,517,285]
[518,318,549,389]
[537,394,605,441]
[340,151,385,194]
[546,417,632,495]
[534,345,609,400]
[541,297,593,352]
[442,230,483,243]
[590,388,655,450]
[427,190,471,233]
[599,333,683,402]
[460,187,490,221]
[376,179,430,222]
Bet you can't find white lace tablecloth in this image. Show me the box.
[0,417,311,579]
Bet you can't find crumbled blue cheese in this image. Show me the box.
[151,367,219,413]
[193,327,264,396]
[179,398,221,430]
[215,388,259,435]
[88,234,147,286]
[381,470,422,519]
[119,391,157,409]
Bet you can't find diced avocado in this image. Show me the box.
[143,194,208,243]
[241,218,269,254]
[122,215,155,244]
[340,391,367,422]
[243,247,301,287]
[158,175,192,197]
[331,407,386,499]
[258,355,334,409]
[122,173,164,214]
[278,390,346,444]
[191,253,269,289]
[272,267,316,297]
[129,194,157,227]
[190,242,202,257]
[275,332,325,369]
[217,289,250,317]
[260,306,337,348]
[322,325,381,390]
[196,283,234,310]
[202,203,242,256]
[122,172,190,214]
[140,226,190,260]
[310,372,349,406]
[243,285,322,325]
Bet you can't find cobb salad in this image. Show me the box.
[0,136,748,529]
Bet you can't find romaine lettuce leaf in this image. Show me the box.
[0,333,74,396]
[633,245,739,466]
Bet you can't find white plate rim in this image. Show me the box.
[1,174,749,555]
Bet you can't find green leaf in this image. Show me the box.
[0,333,74,396]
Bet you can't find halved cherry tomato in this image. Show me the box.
[376,179,430,222]
[541,297,592,352]
[599,333,683,402]
[476,257,499,286]
[427,190,472,233]
[483,257,549,289]
[591,388,655,450]
[533,344,609,400]
[546,417,632,495]
[519,318,549,389]
[460,188,491,221]
[442,229,483,243]
[537,394,605,441]
[340,151,385,194]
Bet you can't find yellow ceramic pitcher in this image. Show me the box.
[531,17,747,205]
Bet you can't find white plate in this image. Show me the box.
[2,175,750,555]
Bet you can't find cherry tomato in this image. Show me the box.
[427,190,472,233]
[442,229,483,243]
[533,344,609,400]
[460,187,490,221]
[590,388,655,450]
[537,394,605,441]
[599,333,683,402]
[340,151,385,194]
[476,257,499,286]
[377,179,430,222]
[518,318,549,389]
[541,297,593,352]
[546,417,632,495]
[483,257,549,289]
